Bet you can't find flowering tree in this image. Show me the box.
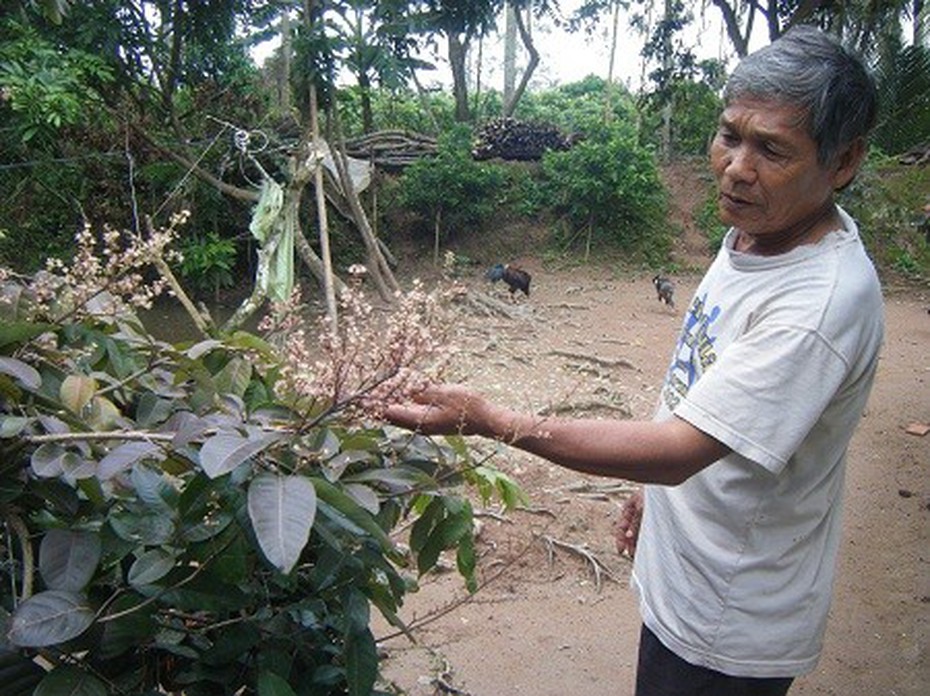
[0,219,523,695]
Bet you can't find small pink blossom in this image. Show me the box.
[262,281,458,425]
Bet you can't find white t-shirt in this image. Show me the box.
[631,207,884,678]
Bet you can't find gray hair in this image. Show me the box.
[724,26,878,166]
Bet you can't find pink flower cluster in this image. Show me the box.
[261,279,457,423]
[24,213,186,321]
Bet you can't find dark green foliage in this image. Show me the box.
[638,78,723,157]
[0,261,522,694]
[513,77,639,134]
[872,43,930,157]
[540,117,669,261]
[497,163,549,217]
[840,153,930,282]
[397,125,506,238]
[177,232,239,301]
[338,86,459,137]
[695,189,727,255]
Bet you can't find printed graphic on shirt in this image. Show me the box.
[662,292,721,410]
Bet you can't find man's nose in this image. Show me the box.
[723,146,758,184]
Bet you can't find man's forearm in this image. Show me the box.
[483,407,728,485]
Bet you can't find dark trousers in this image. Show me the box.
[635,625,794,696]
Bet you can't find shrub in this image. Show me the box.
[638,78,722,158]
[178,231,239,302]
[695,190,727,255]
[0,216,523,695]
[540,117,669,262]
[397,125,506,260]
[840,153,930,282]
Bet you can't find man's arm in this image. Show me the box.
[383,384,730,486]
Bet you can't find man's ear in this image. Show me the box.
[833,137,868,192]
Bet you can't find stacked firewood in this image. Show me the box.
[472,117,580,161]
[342,130,438,169]
[898,142,930,166]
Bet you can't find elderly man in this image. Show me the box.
[385,26,882,696]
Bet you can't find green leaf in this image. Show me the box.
[248,473,317,574]
[97,441,162,480]
[85,395,123,431]
[0,415,31,438]
[409,496,443,555]
[457,533,478,593]
[214,356,252,397]
[468,465,529,509]
[258,670,298,696]
[34,666,107,696]
[0,321,54,349]
[128,548,176,586]
[0,646,43,692]
[312,477,393,552]
[59,374,96,415]
[135,392,176,427]
[343,483,380,515]
[108,507,175,546]
[130,463,178,508]
[30,443,66,478]
[202,621,262,667]
[343,587,370,635]
[0,357,41,390]
[200,430,279,479]
[185,339,224,359]
[38,529,101,592]
[227,331,277,360]
[7,590,94,648]
[60,450,94,480]
[346,465,434,494]
[97,595,156,661]
[323,450,373,482]
[344,627,378,696]
[417,499,473,576]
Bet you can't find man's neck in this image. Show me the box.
[735,202,841,256]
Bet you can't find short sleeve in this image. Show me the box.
[673,324,849,474]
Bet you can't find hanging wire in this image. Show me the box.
[232,126,269,155]
[145,116,272,219]
[0,153,124,171]
[125,125,141,234]
[153,121,230,219]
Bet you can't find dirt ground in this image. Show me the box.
[372,164,930,695]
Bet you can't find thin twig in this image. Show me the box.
[540,534,621,592]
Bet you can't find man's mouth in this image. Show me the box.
[719,192,753,210]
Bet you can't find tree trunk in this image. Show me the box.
[503,3,517,108]
[330,110,400,301]
[358,71,374,134]
[503,5,539,118]
[311,86,338,324]
[448,34,471,122]
[280,9,293,110]
[604,0,621,124]
[710,0,752,57]
[294,224,347,296]
[914,0,925,46]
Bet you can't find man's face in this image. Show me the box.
[709,97,845,244]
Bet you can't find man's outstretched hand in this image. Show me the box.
[382,383,493,437]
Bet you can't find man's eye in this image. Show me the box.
[762,143,785,158]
